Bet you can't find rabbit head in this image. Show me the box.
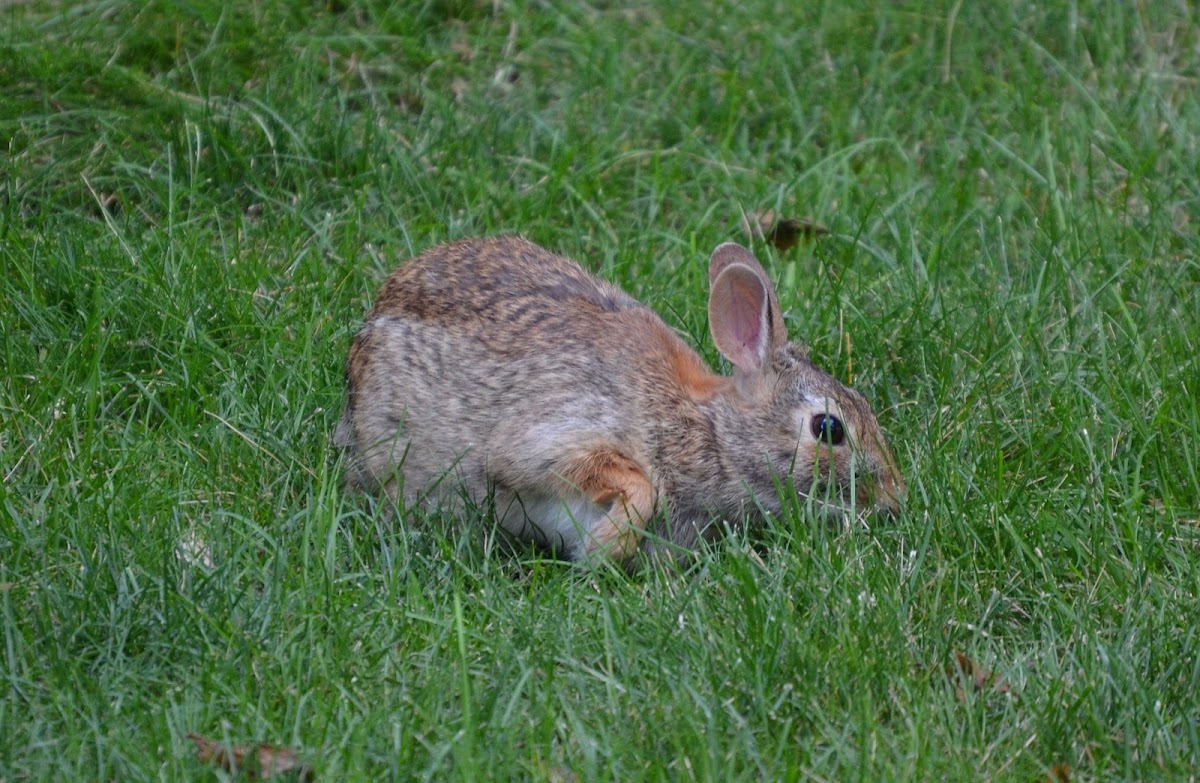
[703,243,905,523]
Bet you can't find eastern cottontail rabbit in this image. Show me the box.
[335,236,903,564]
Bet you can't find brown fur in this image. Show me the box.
[555,448,654,560]
[335,236,904,565]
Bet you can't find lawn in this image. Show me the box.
[2,0,1199,780]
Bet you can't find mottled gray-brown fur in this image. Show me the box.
[335,236,903,564]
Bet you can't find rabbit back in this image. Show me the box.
[336,237,687,559]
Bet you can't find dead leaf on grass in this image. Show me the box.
[451,38,476,63]
[188,732,314,781]
[177,531,215,571]
[544,765,579,783]
[491,64,520,94]
[1048,762,1072,782]
[947,650,1013,699]
[740,209,829,251]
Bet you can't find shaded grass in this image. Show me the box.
[2,0,1200,779]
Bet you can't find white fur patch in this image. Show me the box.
[496,493,608,560]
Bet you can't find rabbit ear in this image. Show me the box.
[709,262,775,374]
[708,244,787,373]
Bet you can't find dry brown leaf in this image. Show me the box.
[1048,762,1072,782]
[740,209,829,251]
[947,650,1013,699]
[546,766,579,783]
[491,65,520,94]
[768,217,829,250]
[391,90,424,115]
[451,38,475,63]
[188,732,314,781]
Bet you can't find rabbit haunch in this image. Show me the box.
[336,236,904,564]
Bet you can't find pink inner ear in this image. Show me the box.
[728,276,766,355]
[710,264,769,371]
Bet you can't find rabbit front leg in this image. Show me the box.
[489,443,655,564]
[554,448,655,563]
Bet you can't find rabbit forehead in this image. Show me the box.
[775,356,880,429]
[771,348,853,403]
[796,394,846,416]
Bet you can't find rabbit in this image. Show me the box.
[334,236,904,565]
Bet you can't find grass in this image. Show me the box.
[2,0,1199,779]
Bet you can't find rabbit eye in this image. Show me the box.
[810,414,845,446]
